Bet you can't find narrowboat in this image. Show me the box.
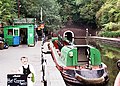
[48,36,109,86]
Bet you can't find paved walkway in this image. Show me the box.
[0,41,42,86]
[42,42,66,86]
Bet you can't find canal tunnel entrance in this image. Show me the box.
[63,30,74,43]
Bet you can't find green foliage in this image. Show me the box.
[96,0,120,32]
[0,0,62,30]
[19,0,41,18]
[40,0,62,30]
[74,0,105,27]
[99,31,120,37]
[103,22,120,31]
[96,3,113,25]
[57,0,75,23]
[0,0,17,25]
[1,0,120,33]
[56,0,105,28]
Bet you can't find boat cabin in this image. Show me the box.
[61,45,101,66]
[52,37,101,66]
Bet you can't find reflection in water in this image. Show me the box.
[90,40,120,86]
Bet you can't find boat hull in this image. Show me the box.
[49,39,109,86]
[50,48,109,85]
[61,69,109,86]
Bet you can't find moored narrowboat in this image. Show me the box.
[49,36,109,86]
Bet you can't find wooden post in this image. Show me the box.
[86,28,89,45]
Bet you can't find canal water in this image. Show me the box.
[90,40,120,86]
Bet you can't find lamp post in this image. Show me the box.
[41,7,43,22]
[18,0,20,18]
[40,7,45,44]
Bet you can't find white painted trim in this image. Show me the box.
[13,28,19,36]
[63,30,74,43]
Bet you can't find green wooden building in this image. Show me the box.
[3,18,36,46]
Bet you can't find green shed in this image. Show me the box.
[4,24,35,46]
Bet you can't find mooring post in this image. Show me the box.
[86,28,89,45]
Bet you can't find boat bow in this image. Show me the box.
[75,72,106,84]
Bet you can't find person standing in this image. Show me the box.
[18,56,35,86]
[114,72,120,86]
[114,60,120,86]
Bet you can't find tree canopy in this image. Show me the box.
[1,0,120,33]
[96,0,120,37]
[0,0,17,25]
[18,0,62,31]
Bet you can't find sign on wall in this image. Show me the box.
[13,18,35,24]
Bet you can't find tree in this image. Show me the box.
[18,0,62,31]
[75,0,105,28]
[57,0,105,29]
[96,0,120,37]
[40,0,62,31]
[0,0,17,25]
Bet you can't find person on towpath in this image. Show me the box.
[114,60,120,86]
[114,72,120,86]
[18,56,35,86]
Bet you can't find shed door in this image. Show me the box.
[13,28,20,45]
[27,26,34,46]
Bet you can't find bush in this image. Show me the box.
[99,31,120,38]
